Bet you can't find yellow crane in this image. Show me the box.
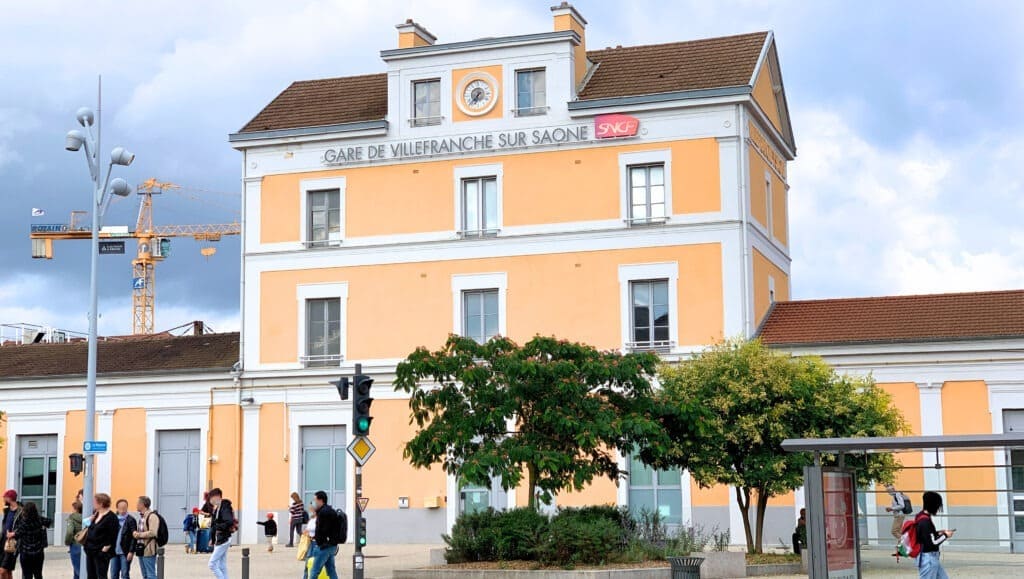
[30,178,241,334]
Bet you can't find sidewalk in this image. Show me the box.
[36,543,443,578]
[772,549,1024,578]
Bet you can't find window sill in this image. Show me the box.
[410,116,444,127]
[513,107,548,117]
[300,354,344,368]
[303,240,343,249]
[457,229,500,239]
[625,217,669,228]
[626,340,675,354]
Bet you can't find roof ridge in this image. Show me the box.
[778,288,1024,306]
[585,31,769,57]
[291,72,388,85]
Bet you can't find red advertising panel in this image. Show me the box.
[823,470,857,578]
[594,114,640,139]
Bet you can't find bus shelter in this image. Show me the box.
[782,432,1024,578]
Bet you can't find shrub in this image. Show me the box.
[538,511,624,566]
[444,508,548,563]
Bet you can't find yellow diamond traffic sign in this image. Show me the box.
[347,435,376,466]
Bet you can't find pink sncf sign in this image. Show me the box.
[594,114,640,139]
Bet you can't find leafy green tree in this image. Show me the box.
[394,335,692,509]
[654,339,907,553]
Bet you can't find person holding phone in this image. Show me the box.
[916,491,954,579]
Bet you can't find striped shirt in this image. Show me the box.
[289,502,305,523]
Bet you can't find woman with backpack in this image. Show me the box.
[12,501,47,579]
[65,501,83,579]
[916,491,955,578]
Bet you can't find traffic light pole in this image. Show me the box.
[353,363,366,579]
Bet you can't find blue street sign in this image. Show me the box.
[132,277,146,290]
[83,440,108,454]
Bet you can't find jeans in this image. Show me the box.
[289,521,303,547]
[918,551,949,579]
[209,541,230,579]
[110,554,132,579]
[187,530,197,551]
[139,556,157,579]
[69,544,82,579]
[307,544,338,579]
[19,551,43,579]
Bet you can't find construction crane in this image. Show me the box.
[30,178,240,334]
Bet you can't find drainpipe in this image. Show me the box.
[737,105,752,337]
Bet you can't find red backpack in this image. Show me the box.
[896,512,929,560]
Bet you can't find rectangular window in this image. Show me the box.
[462,289,499,344]
[628,455,682,525]
[630,279,670,351]
[628,163,667,224]
[305,298,341,366]
[412,79,441,126]
[765,175,774,235]
[460,176,498,235]
[515,69,546,116]
[307,189,341,246]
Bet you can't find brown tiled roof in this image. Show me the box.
[578,31,768,101]
[239,73,388,133]
[0,332,239,379]
[758,290,1024,346]
[236,32,770,134]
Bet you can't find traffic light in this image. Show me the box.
[358,516,367,547]
[69,453,84,476]
[352,374,374,435]
[331,376,350,400]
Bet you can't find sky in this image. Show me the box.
[2,0,1024,337]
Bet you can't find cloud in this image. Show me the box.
[0,108,40,170]
[789,108,1024,298]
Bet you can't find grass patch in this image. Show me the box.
[745,552,802,565]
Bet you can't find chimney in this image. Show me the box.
[396,19,436,49]
[192,320,205,335]
[550,2,589,89]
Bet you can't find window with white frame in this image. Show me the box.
[769,275,777,304]
[515,69,546,116]
[460,176,499,236]
[412,79,441,126]
[462,289,499,344]
[628,455,682,525]
[628,163,667,224]
[765,172,774,236]
[307,189,341,247]
[304,298,341,367]
[630,279,671,351]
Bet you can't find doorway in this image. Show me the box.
[17,435,58,546]
[301,426,347,509]
[156,430,202,542]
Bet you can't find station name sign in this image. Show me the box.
[322,115,641,166]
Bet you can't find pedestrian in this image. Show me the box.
[791,507,806,555]
[1,490,22,579]
[916,491,954,579]
[109,499,137,579]
[207,488,234,579]
[287,493,306,548]
[306,491,342,579]
[256,513,277,552]
[84,493,119,579]
[183,508,200,554]
[65,501,83,579]
[132,497,159,579]
[885,484,910,549]
[12,501,46,579]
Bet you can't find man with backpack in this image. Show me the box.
[885,484,912,548]
[208,488,235,579]
[132,496,165,579]
[307,491,346,579]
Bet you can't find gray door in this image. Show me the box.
[17,435,58,546]
[301,426,347,509]
[156,430,201,543]
[1005,410,1024,553]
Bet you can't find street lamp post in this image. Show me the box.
[65,107,134,531]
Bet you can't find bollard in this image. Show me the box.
[241,547,250,579]
[157,547,165,579]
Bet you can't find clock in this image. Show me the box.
[456,72,499,116]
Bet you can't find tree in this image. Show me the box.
[654,339,907,553]
[394,335,691,509]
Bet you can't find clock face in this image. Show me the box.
[456,72,499,116]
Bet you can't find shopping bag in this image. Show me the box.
[296,534,310,561]
[306,557,329,579]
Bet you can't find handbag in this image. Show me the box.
[74,526,89,545]
[295,533,310,561]
[2,537,15,554]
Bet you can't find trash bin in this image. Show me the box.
[667,556,704,579]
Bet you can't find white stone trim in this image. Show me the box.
[619,149,673,223]
[917,381,947,529]
[145,408,209,512]
[451,272,508,337]
[240,405,261,544]
[3,413,66,531]
[96,412,114,494]
[617,262,680,351]
[296,282,350,364]
[287,404,353,540]
[453,163,503,234]
[298,177,346,246]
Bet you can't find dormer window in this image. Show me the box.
[412,79,441,126]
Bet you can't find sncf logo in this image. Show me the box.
[594,114,640,139]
